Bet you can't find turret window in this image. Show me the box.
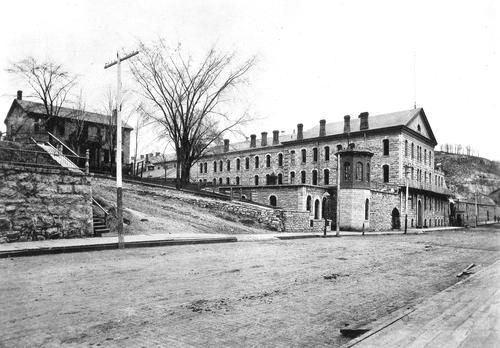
[356,162,363,181]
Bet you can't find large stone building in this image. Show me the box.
[3,91,132,171]
[191,108,454,231]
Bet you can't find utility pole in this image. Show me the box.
[104,50,139,249]
[336,152,341,237]
[404,168,409,234]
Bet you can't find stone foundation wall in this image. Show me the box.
[0,164,93,243]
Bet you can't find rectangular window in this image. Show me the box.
[324,146,330,161]
[383,139,389,156]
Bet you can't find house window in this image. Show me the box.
[301,149,307,163]
[236,176,240,185]
[278,173,283,184]
[411,143,414,159]
[312,170,318,185]
[278,153,283,167]
[219,160,223,172]
[301,170,306,184]
[266,154,271,168]
[255,156,259,169]
[213,161,217,172]
[424,149,427,164]
[219,178,223,185]
[236,158,240,171]
[226,177,230,185]
[269,195,277,207]
[306,195,312,211]
[383,139,389,156]
[405,140,408,157]
[213,178,217,186]
[324,169,329,185]
[199,163,203,173]
[290,150,296,165]
[204,163,207,173]
[429,152,432,166]
[366,163,370,182]
[343,162,351,181]
[313,147,318,162]
[365,199,369,220]
[324,146,330,161]
[226,159,231,171]
[411,167,414,180]
[383,165,389,183]
[417,124,421,132]
[245,157,250,170]
[356,162,363,181]
[290,171,295,184]
[254,175,259,185]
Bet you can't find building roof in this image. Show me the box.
[302,108,423,139]
[204,108,435,156]
[8,99,133,130]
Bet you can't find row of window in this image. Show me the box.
[343,162,371,182]
[404,140,432,167]
[406,194,446,212]
[199,145,340,175]
[202,168,337,186]
[410,218,446,228]
[405,166,445,187]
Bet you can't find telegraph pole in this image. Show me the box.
[404,168,409,234]
[104,50,139,249]
[336,151,341,237]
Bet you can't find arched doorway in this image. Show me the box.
[391,208,401,229]
[417,200,423,227]
[314,199,320,219]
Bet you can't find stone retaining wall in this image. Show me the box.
[0,164,93,243]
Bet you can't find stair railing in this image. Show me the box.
[47,131,79,157]
[92,197,109,226]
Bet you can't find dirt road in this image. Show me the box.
[1,226,499,347]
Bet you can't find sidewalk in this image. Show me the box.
[342,259,500,348]
[0,226,466,258]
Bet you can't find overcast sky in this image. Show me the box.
[0,0,498,160]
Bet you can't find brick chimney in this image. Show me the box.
[17,90,22,100]
[224,139,230,152]
[250,134,256,148]
[297,123,303,140]
[343,115,351,133]
[272,130,280,145]
[319,119,326,137]
[359,112,369,131]
[261,132,268,146]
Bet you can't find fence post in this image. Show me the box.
[85,149,90,175]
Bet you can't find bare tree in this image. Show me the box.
[7,57,77,127]
[129,41,255,187]
[101,87,136,173]
[66,90,87,154]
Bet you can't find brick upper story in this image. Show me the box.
[191,108,448,193]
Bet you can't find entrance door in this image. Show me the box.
[417,200,423,227]
[391,208,401,229]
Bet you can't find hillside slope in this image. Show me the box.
[435,151,500,198]
[92,177,274,236]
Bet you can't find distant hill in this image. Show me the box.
[435,151,500,201]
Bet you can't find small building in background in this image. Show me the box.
[4,90,133,172]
